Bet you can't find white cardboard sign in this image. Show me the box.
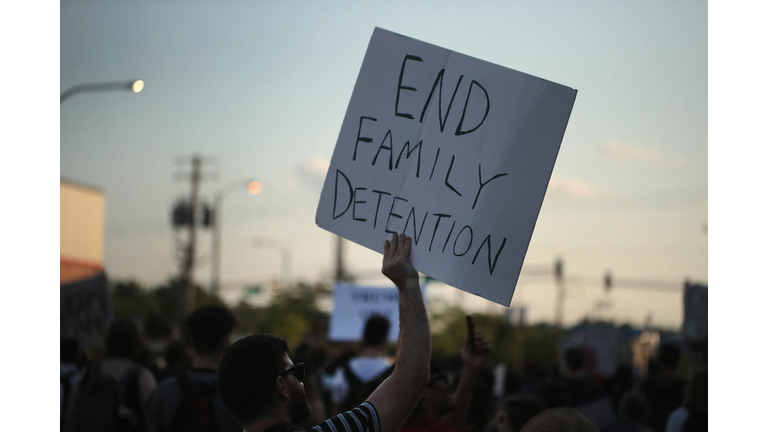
[316,28,577,306]
[328,284,407,342]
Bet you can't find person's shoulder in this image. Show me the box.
[665,406,689,432]
[313,401,381,432]
[351,356,391,366]
[349,357,392,380]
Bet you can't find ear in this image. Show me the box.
[275,376,290,399]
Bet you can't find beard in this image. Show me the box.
[288,385,312,424]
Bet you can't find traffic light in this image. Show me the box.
[202,204,216,228]
[604,271,613,292]
[172,200,192,227]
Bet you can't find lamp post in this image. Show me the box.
[211,179,262,297]
[60,79,144,104]
[252,237,292,291]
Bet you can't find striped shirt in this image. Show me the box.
[311,402,380,432]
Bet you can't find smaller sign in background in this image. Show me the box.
[328,283,427,342]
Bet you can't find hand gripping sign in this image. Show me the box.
[316,28,577,306]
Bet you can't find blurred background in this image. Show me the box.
[60,0,706,386]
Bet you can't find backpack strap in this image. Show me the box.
[341,361,365,412]
[342,362,363,387]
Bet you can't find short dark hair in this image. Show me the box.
[363,315,390,347]
[105,319,143,359]
[184,305,237,355]
[564,347,584,372]
[658,343,681,370]
[217,334,291,425]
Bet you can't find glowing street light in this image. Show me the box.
[248,180,262,195]
[61,79,145,104]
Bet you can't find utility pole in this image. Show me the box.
[172,154,215,321]
[554,257,565,328]
[180,156,202,318]
[335,236,350,283]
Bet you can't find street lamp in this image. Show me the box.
[252,237,292,291]
[211,179,262,297]
[60,79,144,104]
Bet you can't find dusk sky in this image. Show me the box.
[60,1,707,328]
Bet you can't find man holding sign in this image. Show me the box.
[317,28,577,305]
[216,234,430,432]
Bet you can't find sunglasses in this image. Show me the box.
[278,362,306,383]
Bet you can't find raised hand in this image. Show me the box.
[461,331,491,371]
[382,233,419,289]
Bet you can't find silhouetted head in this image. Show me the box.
[105,319,143,360]
[564,347,585,373]
[217,335,310,427]
[184,305,237,357]
[658,343,681,371]
[61,337,80,364]
[495,395,545,432]
[362,315,390,347]
[519,408,598,432]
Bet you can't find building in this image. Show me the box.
[60,179,105,283]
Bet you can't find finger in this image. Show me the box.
[400,234,412,259]
[391,232,399,252]
[383,240,391,261]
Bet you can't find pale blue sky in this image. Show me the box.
[60,1,707,327]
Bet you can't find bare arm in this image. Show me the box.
[441,331,491,428]
[366,233,431,432]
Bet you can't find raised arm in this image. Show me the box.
[366,233,431,432]
[440,331,491,428]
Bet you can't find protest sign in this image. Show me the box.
[60,272,113,349]
[316,28,577,306]
[328,283,426,342]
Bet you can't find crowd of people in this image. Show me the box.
[61,234,706,432]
